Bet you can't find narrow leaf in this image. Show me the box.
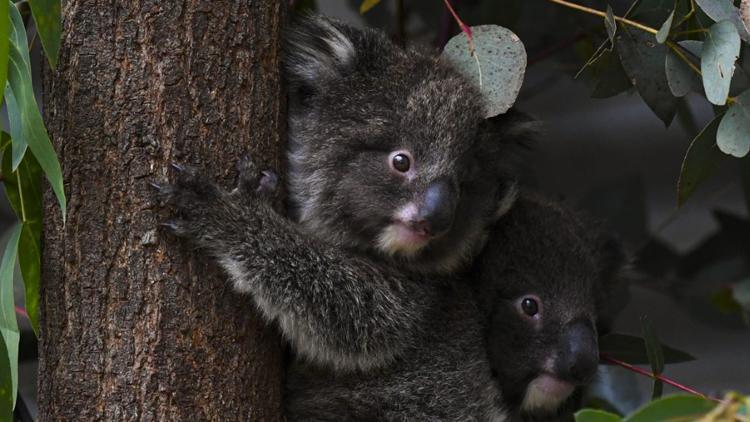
[641,316,665,399]
[575,409,622,422]
[2,146,43,336]
[5,2,66,220]
[0,223,21,406]
[665,41,702,97]
[701,20,740,106]
[441,25,526,118]
[656,10,675,43]
[616,28,678,126]
[605,5,617,44]
[623,395,717,422]
[717,89,750,157]
[27,0,61,68]
[695,0,750,42]
[0,334,13,421]
[599,333,695,365]
[0,0,9,106]
[677,114,726,206]
[359,0,381,14]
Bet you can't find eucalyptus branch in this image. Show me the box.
[601,353,721,403]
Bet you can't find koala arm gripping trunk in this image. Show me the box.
[158,163,438,372]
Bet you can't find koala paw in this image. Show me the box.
[152,163,223,242]
[234,154,279,198]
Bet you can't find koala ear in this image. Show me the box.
[284,15,357,90]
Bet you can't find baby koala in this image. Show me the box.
[286,194,630,421]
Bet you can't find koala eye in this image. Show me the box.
[389,151,412,173]
[517,295,542,318]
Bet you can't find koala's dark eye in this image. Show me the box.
[392,153,411,172]
[521,297,539,316]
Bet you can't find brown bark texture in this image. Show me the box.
[38,1,286,420]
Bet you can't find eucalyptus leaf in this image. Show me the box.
[2,147,43,336]
[677,114,726,206]
[665,40,702,97]
[656,10,674,43]
[695,0,750,42]
[592,50,633,98]
[0,334,12,421]
[605,5,617,44]
[575,409,621,422]
[0,224,21,406]
[441,25,527,118]
[359,0,380,14]
[616,28,677,126]
[4,2,66,220]
[27,0,61,68]
[623,395,717,422]
[640,316,664,399]
[599,333,695,365]
[702,20,740,106]
[0,0,9,106]
[717,89,750,157]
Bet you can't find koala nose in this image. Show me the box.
[556,320,599,385]
[415,178,457,236]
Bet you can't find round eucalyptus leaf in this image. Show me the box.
[717,90,750,157]
[665,41,702,97]
[696,0,750,42]
[701,20,741,106]
[441,25,527,118]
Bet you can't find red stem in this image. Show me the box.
[442,0,472,40]
[600,353,721,403]
[15,305,28,319]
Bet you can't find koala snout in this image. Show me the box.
[555,320,599,385]
[415,178,458,237]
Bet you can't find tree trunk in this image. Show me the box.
[38,2,286,420]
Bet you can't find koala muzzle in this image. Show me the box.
[415,178,458,237]
[556,320,599,385]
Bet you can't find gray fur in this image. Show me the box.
[284,194,630,422]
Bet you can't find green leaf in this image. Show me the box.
[2,146,43,336]
[441,25,527,118]
[701,20,740,106]
[27,0,61,68]
[0,333,13,421]
[591,50,633,98]
[0,223,21,406]
[623,395,717,421]
[576,409,622,422]
[5,2,66,221]
[677,114,726,206]
[717,89,750,157]
[0,0,9,106]
[641,316,664,399]
[616,27,677,126]
[605,5,617,44]
[656,10,674,43]
[599,333,695,365]
[359,0,381,14]
[665,41,702,98]
[695,0,750,42]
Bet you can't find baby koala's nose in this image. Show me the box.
[415,178,457,236]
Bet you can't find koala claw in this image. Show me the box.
[257,170,279,196]
[171,162,186,172]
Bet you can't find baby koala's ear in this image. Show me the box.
[594,234,633,335]
[284,15,357,93]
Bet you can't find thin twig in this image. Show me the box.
[601,353,721,402]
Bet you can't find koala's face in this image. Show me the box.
[475,197,629,417]
[285,16,527,273]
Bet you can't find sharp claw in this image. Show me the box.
[149,182,163,191]
[257,169,279,194]
[160,221,180,230]
[171,162,185,172]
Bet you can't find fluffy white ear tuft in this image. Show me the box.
[285,16,356,85]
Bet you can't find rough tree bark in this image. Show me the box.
[38,2,286,420]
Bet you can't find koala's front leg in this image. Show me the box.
[156,158,437,372]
